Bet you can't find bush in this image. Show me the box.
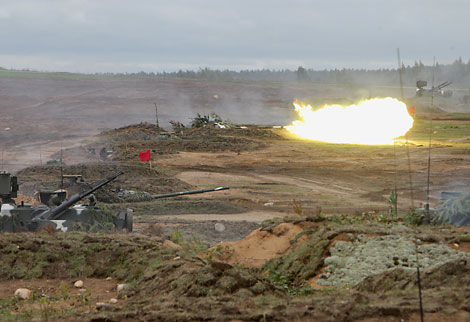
[169,120,186,133]
[190,112,223,128]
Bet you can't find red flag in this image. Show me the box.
[139,150,151,162]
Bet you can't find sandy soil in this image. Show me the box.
[159,134,470,220]
[218,222,307,267]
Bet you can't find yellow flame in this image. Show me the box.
[286,97,414,145]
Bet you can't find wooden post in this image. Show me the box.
[154,103,159,128]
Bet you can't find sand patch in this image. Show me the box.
[215,222,305,267]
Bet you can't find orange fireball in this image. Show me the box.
[286,97,414,145]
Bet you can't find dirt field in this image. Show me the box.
[2,72,470,321]
[5,71,463,172]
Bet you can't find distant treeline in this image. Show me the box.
[123,58,470,86]
[3,58,470,86]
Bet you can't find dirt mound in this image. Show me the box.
[133,259,279,298]
[212,216,334,282]
[225,127,286,140]
[101,122,165,142]
[263,227,331,282]
[0,232,288,321]
[216,222,309,267]
[0,233,164,281]
[182,126,284,140]
[16,162,192,201]
[112,134,260,160]
[101,124,276,161]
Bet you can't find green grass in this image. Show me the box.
[406,119,470,141]
[448,113,470,120]
[0,69,101,80]
[0,69,326,88]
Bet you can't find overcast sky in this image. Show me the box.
[0,0,468,73]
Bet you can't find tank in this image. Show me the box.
[415,80,452,97]
[0,170,230,233]
[0,170,133,233]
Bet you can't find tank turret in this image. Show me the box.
[0,171,19,204]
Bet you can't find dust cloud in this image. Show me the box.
[0,77,299,172]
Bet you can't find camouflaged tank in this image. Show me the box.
[0,170,133,232]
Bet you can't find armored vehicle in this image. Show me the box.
[416,80,453,97]
[0,170,230,233]
[0,170,133,232]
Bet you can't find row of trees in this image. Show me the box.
[123,58,470,86]
[3,58,470,86]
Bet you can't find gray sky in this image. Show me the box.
[0,0,468,73]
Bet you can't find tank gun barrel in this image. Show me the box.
[36,171,123,220]
[151,186,229,199]
[432,81,452,91]
[436,81,452,90]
